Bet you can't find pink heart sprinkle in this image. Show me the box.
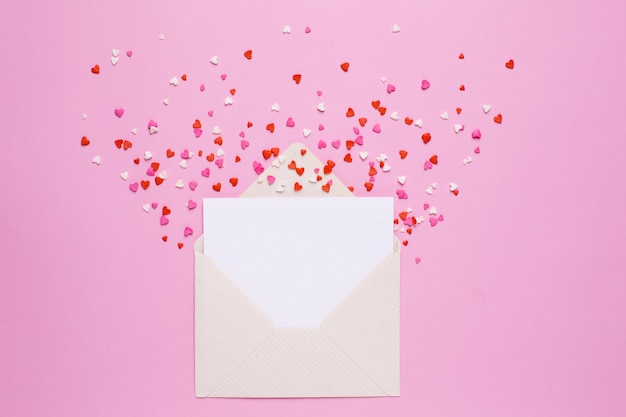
[184,226,193,237]
[414,257,421,264]
[253,161,264,175]
[201,168,211,177]
[355,135,364,145]
[189,181,198,191]
[193,128,203,138]
[318,140,327,149]
[353,127,360,135]
[239,131,245,138]
[471,129,481,139]
[147,119,158,129]
[126,50,133,57]
[240,140,250,150]
[429,217,438,227]
[369,176,376,182]
[421,79,430,90]
[151,202,158,209]
[404,218,413,226]
[369,161,375,167]
[316,90,323,96]
[331,140,340,149]
[438,214,444,221]
[207,110,213,117]
[305,26,311,33]
[187,200,197,210]
[318,124,324,131]
[267,175,276,185]
[387,84,396,94]
[423,160,433,170]
[199,84,205,92]
[114,108,124,118]
[220,74,227,81]
[160,215,169,226]
[396,189,408,199]
[372,123,381,133]
[181,149,190,159]
[129,182,138,192]
[328,179,333,185]
[423,203,430,210]
[215,158,224,168]
[286,117,295,127]
[314,168,320,174]
[146,167,156,176]
[474,147,481,154]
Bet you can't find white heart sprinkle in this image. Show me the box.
[187,151,194,159]
[149,126,159,134]
[440,111,449,120]
[143,151,153,160]
[81,113,88,120]
[316,102,326,112]
[359,151,368,160]
[257,177,264,184]
[216,148,225,157]
[210,56,219,65]
[271,159,280,168]
[158,171,167,179]
[392,24,401,33]
[308,174,318,183]
[158,34,165,40]
[92,155,101,165]
[453,124,464,133]
[425,186,434,195]
[414,119,423,127]
[282,25,291,34]
[482,104,491,113]
[212,126,221,134]
[449,182,458,191]
[390,111,399,121]
[415,216,424,224]
[224,96,233,106]
[278,155,286,164]
[271,103,280,112]
[276,180,286,193]
[179,160,188,169]
[120,171,128,180]
[163,98,169,105]
[431,182,438,189]
[175,179,184,189]
[380,76,387,83]
[382,163,391,172]
[463,156,473,165]
[111,57,119,66]
[303,128,311,138]
[399,227,406,233]
[112,49,120,57]
[429,206,438,215]
[142,204,150,213]
[376,153,388,162]
[406,207,413,213]
[169,76,178,86]
[397,176,406,185]
[130,128,137,135]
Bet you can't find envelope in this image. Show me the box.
[194,142,400,398]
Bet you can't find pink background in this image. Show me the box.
[1,0,626,416]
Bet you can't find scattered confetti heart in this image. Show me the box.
[421,80,430,90]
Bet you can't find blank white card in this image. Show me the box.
[203,197,393,327]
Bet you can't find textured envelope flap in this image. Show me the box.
[194,236,274,397]
[320,241,401,396]
[210,328,386,398]
[240,142,354,198]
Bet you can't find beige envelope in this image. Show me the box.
[195,142,400,398]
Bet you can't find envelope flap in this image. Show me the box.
[320,239,401,396]
[241,142,354,197]
[194,235,274,397]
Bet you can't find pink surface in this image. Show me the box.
[1,0,626,416]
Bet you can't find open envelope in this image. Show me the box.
[195,142,400,398]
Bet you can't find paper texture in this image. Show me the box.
[195,142,400,398]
